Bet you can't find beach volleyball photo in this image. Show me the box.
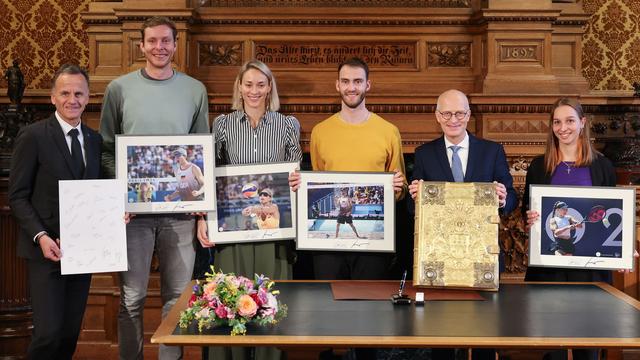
[296,171,395,252]
[207,162,299,244]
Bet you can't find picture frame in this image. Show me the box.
[116,134,215,214]
[528,185,636,271]
[207,162,298,244]
[297,171,395,252]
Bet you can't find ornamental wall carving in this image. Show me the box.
[427,43,471,67]
[199,42,243,66]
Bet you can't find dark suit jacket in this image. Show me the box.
[412,133,518,215]
[9,115,102,260]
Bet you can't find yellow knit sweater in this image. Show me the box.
[310,112,407,199]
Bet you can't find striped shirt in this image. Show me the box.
[214,110,302,165]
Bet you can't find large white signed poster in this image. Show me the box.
[59,179,127,275]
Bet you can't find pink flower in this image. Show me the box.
[261,307,276,317]
[226,307,235,319]
[237,276,254,290]
[266,293,278,312]
[237,294,258,317]
[257,287,269,306]
[259,293,279,318]
[214,305,227,319]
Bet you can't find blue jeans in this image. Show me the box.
[118,215,196,360]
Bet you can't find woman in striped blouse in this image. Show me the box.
[197,59,301,360]
[197,60,301,270]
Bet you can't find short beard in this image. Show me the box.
[341,91,366,109]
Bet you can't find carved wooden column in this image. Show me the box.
[474,0,562,94]
[550,0,590,93]
[0,178,31,359]
[0,102,43,358]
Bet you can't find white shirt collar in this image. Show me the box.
[54,112,82,135]
[444,131,469,150]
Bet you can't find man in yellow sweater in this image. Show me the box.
[291,57,407,280]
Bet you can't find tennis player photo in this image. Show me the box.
[528,185,635,270]
[126,145,205,203]
[116,134,215,213]
[541,197,621,257]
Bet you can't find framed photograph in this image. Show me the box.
[207,162,298,244]
[116,134,215,213]
[529,185,636,271]
[297,171,395,252]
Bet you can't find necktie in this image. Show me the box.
[450,145,464,182]
[68,128,85,178]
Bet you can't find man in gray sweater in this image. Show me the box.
[99,16,209,360]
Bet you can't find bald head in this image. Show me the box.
[435,89,471,144]
[436,89,470,112]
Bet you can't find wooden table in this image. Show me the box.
[152,280,640,352]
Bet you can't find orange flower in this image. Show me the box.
[237,294,258,317]
[203,282,217,297]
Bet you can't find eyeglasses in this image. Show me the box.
[259,192,271,197]
[437,110,469,121]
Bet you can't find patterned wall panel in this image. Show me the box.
[0,0,91,90]
[582,0,640,90]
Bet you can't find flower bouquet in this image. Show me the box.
[179,266,287,336]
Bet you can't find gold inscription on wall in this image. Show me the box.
[499,45,540,63]
[254,42,417,68]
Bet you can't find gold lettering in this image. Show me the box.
[253,43,415,68]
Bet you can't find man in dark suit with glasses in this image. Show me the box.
[408,89,517,360]
[409,89,516,214]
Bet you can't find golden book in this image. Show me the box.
[413,181,500,291]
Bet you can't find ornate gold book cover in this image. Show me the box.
[413,181,500,291]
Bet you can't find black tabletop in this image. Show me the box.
[162,282,640,348]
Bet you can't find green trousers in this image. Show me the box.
[207,240,293,360]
